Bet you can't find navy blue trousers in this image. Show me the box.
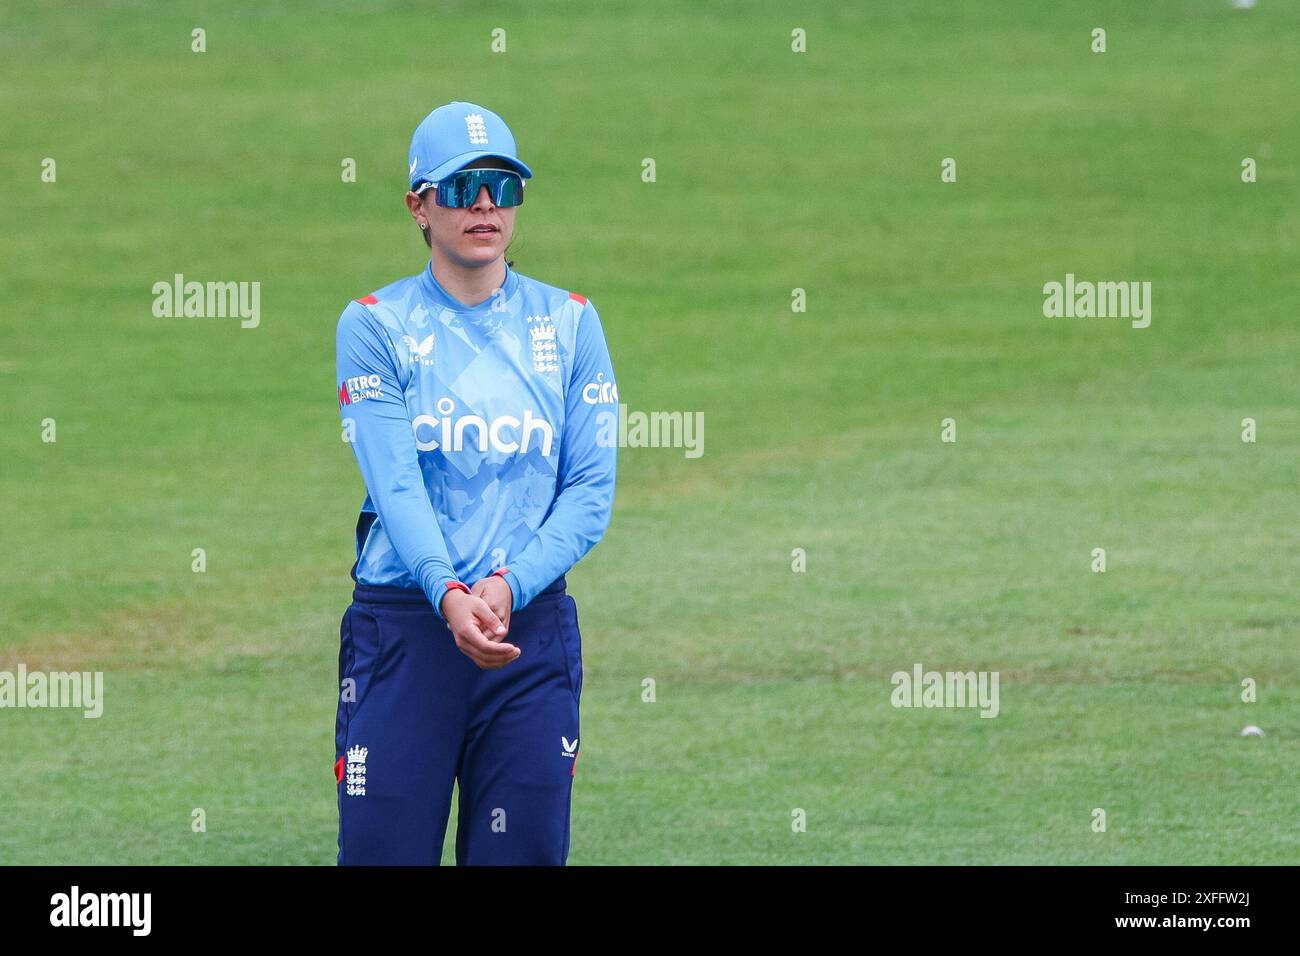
[334,576,582,865]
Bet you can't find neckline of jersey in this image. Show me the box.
[419,259,518,314]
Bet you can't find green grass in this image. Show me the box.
[1,0,1297,864]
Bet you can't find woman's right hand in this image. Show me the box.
[441,589,521,669]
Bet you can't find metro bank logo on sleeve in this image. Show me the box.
[339,375,385,407]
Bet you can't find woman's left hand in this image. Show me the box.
[471,576,513,634]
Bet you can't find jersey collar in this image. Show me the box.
[418,259,518,314]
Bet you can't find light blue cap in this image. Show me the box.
[407,101,533,192]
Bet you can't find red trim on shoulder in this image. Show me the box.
[355,294,379,305]
[334,755,345,784]
[568,291,587,305]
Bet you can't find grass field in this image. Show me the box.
[2,0,1297,864]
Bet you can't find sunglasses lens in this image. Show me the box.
[494,174,524,207]
[436,175,473,207]
[435,169,524,207]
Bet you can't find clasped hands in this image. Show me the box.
[440,575,519,670]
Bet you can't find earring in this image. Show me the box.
[418,221,428,229]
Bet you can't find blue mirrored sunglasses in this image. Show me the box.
[416,167,526,208]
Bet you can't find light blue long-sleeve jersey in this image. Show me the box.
[336,261,618,620]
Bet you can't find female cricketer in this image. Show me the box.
[332,101,618,865]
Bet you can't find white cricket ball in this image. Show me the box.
[1240,725,1264,737]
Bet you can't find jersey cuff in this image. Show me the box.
[495,568,523,612]
[430,579,469,622]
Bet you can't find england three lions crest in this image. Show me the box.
[345,745,367,796]
[526,314,559,373]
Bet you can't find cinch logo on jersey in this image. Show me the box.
[411,397,555,456]
[582,373,619,405]
[339,374,384,406]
